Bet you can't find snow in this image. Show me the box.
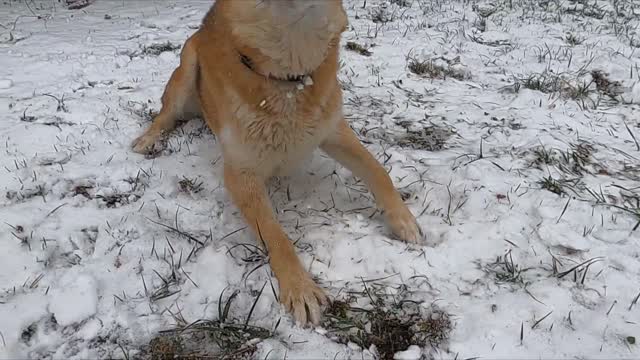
[632,82,640,104]
[393,345,422,360]
[1,0,640,359]
[0,292,49,358]
[48,273,98,327]
[0,79,12,89]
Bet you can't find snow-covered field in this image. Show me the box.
[1,0,640,358]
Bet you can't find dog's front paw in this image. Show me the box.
[279,270,327,326]
[385,205,425,244]
[131,130,165,155]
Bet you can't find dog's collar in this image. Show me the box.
[239,52,308,83]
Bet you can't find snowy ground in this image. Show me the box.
[1,0,640,359]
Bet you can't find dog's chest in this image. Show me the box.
[221,92,339,175]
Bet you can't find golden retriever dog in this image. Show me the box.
[131,0,423,326]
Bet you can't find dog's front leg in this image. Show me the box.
[223,164,327,325]
[132,33,201,154]
[321,120,424,244]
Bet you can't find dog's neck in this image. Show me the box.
[222,0,347,80]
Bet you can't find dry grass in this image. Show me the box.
[322,285,452,360]
[178,176,204,194]
[393,125,454,151]
[142,41,181,56]
[146,335,184,360]
[345,41,373,57]
[408,58,466,80]
[482,250,528,285]
[140,288,272,359]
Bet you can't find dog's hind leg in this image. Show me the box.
[132,32,202,154]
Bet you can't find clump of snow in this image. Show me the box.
[393,345,422,360]
[0,79,13,89]
[48,273,98,327]
[77,318,103,340]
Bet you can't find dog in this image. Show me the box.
[131,0,424,326]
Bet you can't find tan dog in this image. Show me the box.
[131,0,423,326]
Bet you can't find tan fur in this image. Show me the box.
[132,0,423,326]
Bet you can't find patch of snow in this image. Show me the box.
[77,318,103,340]
[393,345,422,360]
[48,273,98,327]
[631,81,640,104]
[0,293,50,358]
[0,79,13,89]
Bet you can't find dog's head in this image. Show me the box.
[249,0,347,35]
[259,0,344,16]
[223,0,348,78]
